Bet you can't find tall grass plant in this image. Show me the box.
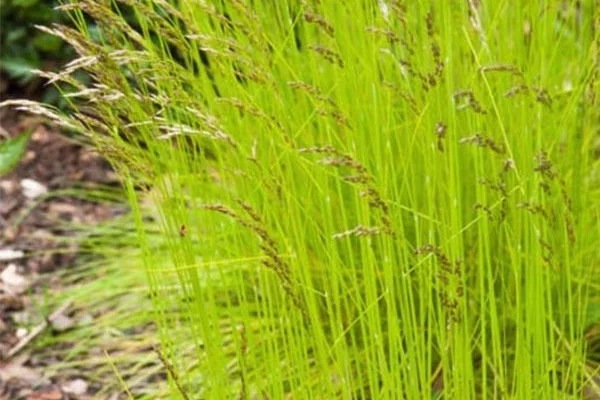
[3,1,599,398]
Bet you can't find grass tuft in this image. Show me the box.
[2,0,599,398]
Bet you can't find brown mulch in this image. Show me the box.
[0,107,126,400]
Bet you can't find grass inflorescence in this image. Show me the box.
[2,0,600,398]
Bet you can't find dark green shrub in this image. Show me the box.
[0,1,76,102]
[0,0,152,106]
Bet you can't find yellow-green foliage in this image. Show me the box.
[3,1,599,398]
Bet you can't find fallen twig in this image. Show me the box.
[5,300,73,359]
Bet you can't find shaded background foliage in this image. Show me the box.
[1,0,77,103]
[0,0,141,106]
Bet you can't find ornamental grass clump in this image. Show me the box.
[3,1,599,398]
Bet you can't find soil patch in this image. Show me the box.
[1,108,126,399]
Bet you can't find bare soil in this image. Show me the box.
[0,107,126,400]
